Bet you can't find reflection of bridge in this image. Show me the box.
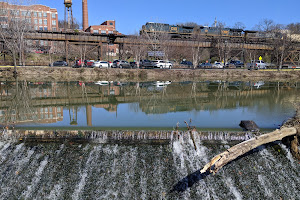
[1,81,299,126]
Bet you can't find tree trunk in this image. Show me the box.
[200,127,298,174]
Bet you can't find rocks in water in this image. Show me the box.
[239,120,259,132]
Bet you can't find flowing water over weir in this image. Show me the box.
[0,130,299,199]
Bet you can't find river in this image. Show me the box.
[0,79,299,199]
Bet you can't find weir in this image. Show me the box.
[0,129,256,144]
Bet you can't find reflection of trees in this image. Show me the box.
[2,78,36,126]
[0,81,299,123]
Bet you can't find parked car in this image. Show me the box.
[140,60,154,68]
[130,61,138,68]
[198,63,212,68]
[180,60,193,68]
[84,60,95,68]
[247,60,267,70]
[212,62,224,69]
[152,60,172,69]
[73,59,84,68]
[112,60,131,68]
[93,61,110,68]
[226,60,244,68]
[50,61,68,67]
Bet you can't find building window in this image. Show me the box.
[93,30,99,34]
[44,26,48,31]
[43,12,47,18]
[34,26,38,30]
[38,12,42,18]
[43,19,47,25]
[52,27,57,31]
[0,9,8,15]
[52,20,56,25]
[0,17,8,22]
[10,10,20,16]
[108,31,113,34]
[33,12,37,17]
[52,13,56,19]
[39,26,43,30]
[21,11,31,17]
[21,11,27,17]
[101,30,106,34]
[109,22,113,25]
[34,19,38,24]
[39,19,42,25]
[25,18,31,24]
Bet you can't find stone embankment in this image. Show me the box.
[0,67,300,82]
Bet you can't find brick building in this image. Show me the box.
[0,2,59,31]
[86,20,121,57]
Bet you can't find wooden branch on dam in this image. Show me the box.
[200,127,298,174]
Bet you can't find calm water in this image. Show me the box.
[0,80,299,129]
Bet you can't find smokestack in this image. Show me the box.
[82,0,89,31]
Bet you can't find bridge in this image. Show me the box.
[22,31,277,61]
[1,30,300,66]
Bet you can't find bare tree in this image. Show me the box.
[0,0,34,74]
[213,22,232,64]
[58,17,80,30]
[286,23,300,34]
[141,22,172,60]
[124,34,147,67]
[233,22,246,30]
[191,29,205,68]
[256,19,276,32]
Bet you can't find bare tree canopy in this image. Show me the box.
[0,0,35,72]
[287,23,300,34]
[256,19,276,32]
[233,22,246,30]
[58,17,81,30]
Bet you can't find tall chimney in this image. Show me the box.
[82,0,89,31]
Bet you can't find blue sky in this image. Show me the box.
[37,0,299,34]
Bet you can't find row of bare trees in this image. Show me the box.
[122,20,299,69]
[0,0,299,70]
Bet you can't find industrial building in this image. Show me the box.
[0,1,59,31]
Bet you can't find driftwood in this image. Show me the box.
[200,127,297,174]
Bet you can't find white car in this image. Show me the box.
[212,62,224,69]
[247,60,267,70]
[152,60,172,69]
[93,61,111,68]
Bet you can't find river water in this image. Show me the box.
[0,80,299,199]
[0,80,299,129]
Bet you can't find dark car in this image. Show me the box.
[197,63,212,69]
[112,60,131,68]
[50,61,68,67]
[180,61,193,68]
[140,60,155,68]
[130,61,138,68]
[226,60,244,68]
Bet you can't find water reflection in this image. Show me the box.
[0,80,299,129]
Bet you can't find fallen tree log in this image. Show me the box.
[200,127,297,174]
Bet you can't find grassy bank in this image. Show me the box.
[1,66,300,82]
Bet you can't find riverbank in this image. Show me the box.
[1,66,300,82]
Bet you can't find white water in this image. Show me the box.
[0,137,299,199]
